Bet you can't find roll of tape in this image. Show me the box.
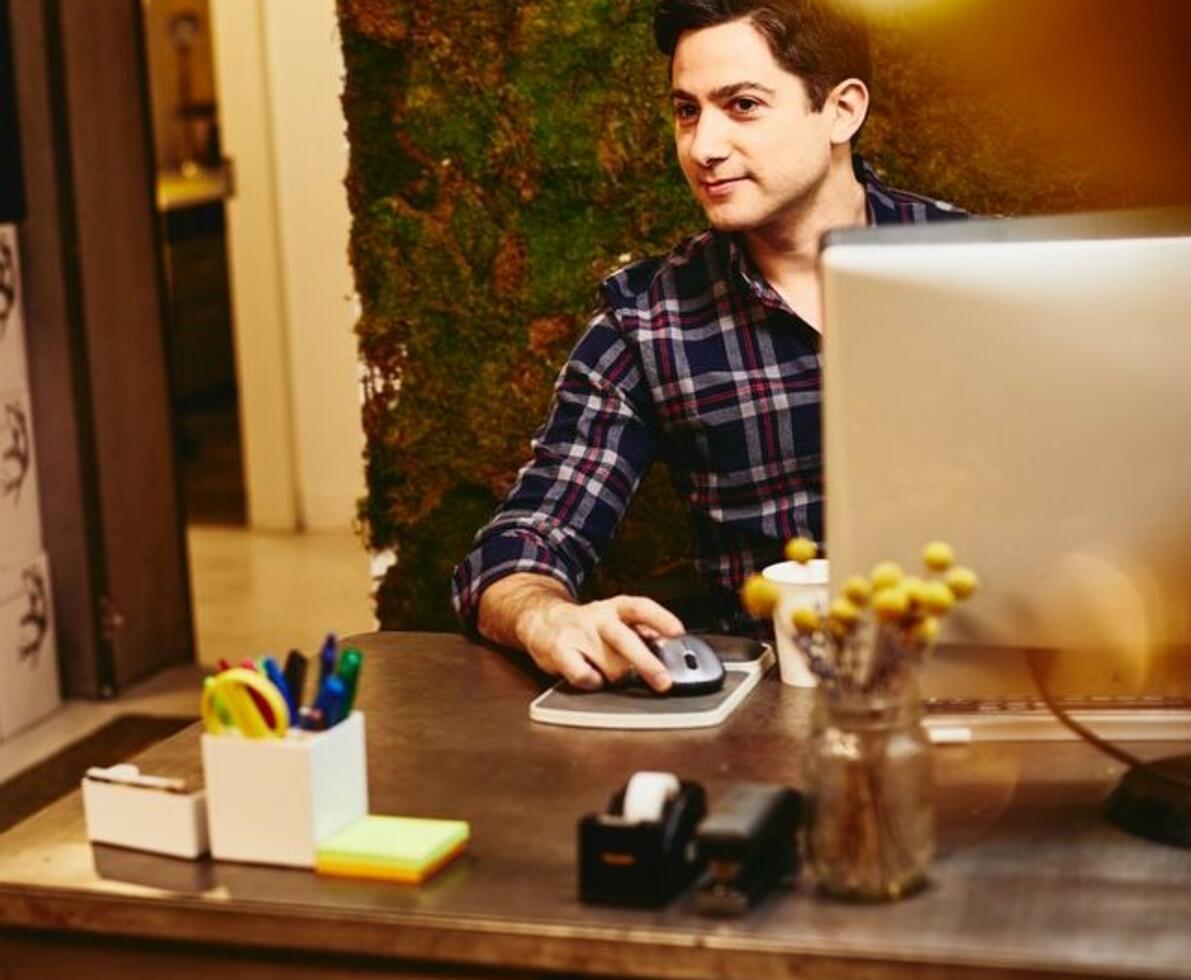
[622,771,681,824]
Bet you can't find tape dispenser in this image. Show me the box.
[579,771,706,907]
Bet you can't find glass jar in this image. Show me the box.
[805,673,935,900]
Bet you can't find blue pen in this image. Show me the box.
[262,655,298,727]
[310,674,347,730]
[316,633,338,690]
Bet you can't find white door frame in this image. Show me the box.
[208,0,299,530]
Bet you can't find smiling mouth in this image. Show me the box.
[700,177,748,197]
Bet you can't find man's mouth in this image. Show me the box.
[700,177,748,199]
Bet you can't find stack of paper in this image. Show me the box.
[315,815,470,883]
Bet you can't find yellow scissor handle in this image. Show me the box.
[201,667,290,738]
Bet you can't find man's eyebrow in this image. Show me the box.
[669,81,777,102]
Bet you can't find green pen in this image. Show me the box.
[335,648,364,719]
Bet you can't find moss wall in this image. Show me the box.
[339,0,1190,630]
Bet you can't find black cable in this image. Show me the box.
[1025,648,1191,792]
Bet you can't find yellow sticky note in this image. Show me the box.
[315,815,470,883]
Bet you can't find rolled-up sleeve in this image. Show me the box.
[451,301,657,633]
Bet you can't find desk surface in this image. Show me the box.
[1,631,1190,980]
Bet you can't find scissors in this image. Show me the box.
[202,667,290,738]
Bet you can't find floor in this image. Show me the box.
[0,524,376,784]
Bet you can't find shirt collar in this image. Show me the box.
[724,154,887,307]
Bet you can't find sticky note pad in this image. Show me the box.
[315,815,470,883]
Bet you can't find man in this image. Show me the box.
[451,0,966,693]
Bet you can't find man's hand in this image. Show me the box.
[476,574,685,692]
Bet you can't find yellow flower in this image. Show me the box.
[921,581,956,615]
[739,574,780,618]
[945,566,980,600]
[922,540,955,572]
[842,575,873,606]
[912,616,941,644]
[784,537,818,564]
[791,606,821,632]
[902,576,929,607]
[870,561,903,591]
[829,597,861,627]
[873,586,910,622]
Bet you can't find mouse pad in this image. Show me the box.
[528,637,774,730]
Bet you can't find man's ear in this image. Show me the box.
[828,78,870,146]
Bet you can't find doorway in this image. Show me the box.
[141,0,245,525]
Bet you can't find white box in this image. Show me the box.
[0,387,43,562]
[0,224,28,394]
[0,551,60,739]
[82,766,209,859]
[201,710,368,867]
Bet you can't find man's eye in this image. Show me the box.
[732,97,760,113]
[674,103,698,122]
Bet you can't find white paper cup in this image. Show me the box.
[763,559,830,687]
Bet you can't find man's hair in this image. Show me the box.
[654,0,871,111]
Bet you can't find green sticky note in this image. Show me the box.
[315,815,470,883]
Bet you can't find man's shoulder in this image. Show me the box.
[857,157,971,225]
[598,230,726,313]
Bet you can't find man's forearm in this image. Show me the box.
[476,573,575,651]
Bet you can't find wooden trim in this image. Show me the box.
[9,0,111,696]
[9,0,194,694]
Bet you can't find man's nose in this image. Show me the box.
[688,112,730,168]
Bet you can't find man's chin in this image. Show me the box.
[704,210,758,233]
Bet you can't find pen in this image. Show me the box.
[310,675,347,730]
[335,647,363,717]
[284,649,307,711]
[316,633,338,690]
[263,655,298,724]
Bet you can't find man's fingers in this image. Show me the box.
[613,595,685,638]
[549,646,604,691]
[525,597,684,692]
[597,618,671,692]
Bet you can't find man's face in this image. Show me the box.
[670,19,836,233]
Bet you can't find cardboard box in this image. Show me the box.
[202,711,368,867]
[82,765,209,859]
[0,224,27,394]
[0,551,60,739]
[0,387,42,562]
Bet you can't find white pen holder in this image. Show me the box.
[201,710,368,868]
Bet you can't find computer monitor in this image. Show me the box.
[821,209,1191,703]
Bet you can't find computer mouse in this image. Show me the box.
[648,634,726,696]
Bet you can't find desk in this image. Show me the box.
[1,631,1189,979]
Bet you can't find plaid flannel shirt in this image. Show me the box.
[452,158,968,634]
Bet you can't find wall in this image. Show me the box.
[211,0,364,531]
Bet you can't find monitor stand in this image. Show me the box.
[1104,754,1191,848]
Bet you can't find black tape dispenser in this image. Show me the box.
[694,782,804,915]
[579,771,706,907]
